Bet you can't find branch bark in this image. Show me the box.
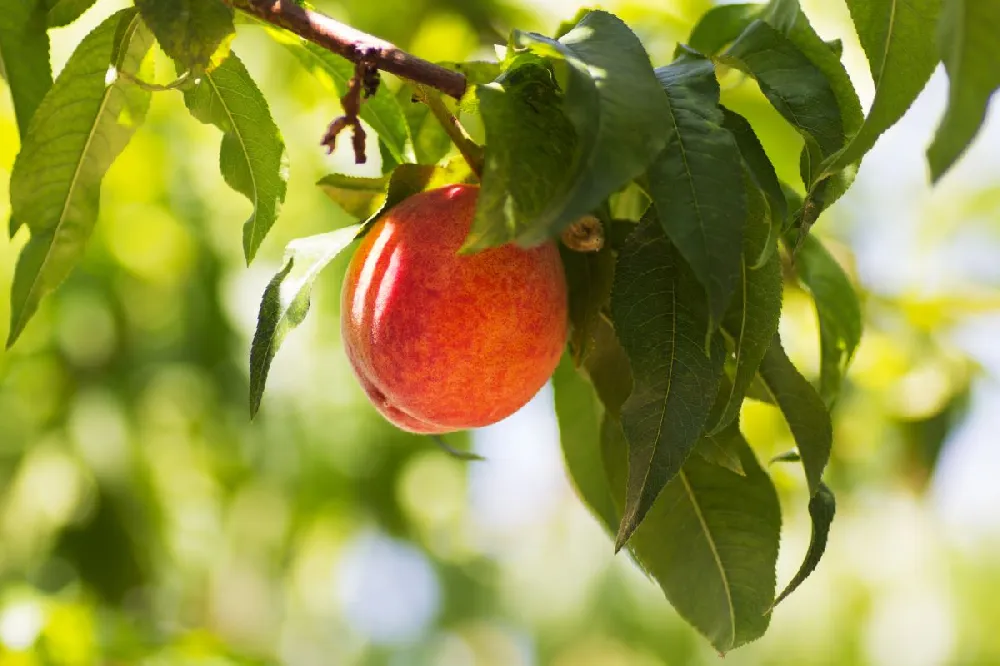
[225,0,468,100]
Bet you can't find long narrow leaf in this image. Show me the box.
[7,9,153,346]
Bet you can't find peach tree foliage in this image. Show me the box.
[3,0,999,652]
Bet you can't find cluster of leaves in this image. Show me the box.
[2,0,1000,653]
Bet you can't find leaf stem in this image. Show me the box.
[414,84,484,178]
[223,0,467,100]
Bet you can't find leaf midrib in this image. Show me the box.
[681,469,736,647]
[204,66,262,254]
[11,14,139,340]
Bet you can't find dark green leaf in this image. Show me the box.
[927,0,1000,182]
[275,31,410,165]
[772,482,835,607]
[583,316,633,416]
[45,0,98,27]
[249,224,361,416]
[134,0,234,70]
[181,52,288,264]
[0,0,52,139]
[553,355,618,533]
[647,52,746,330]
[694,423,747,476]
[610,215,726,549]
[466,60,578,250]
[722,20,845,162]
[824,0,943,171]
[757,335,832,495]
[721,107,786,266]
[559,242,614,365]
[7,9,153,347]
[710,172,782,434]
[603,416,780,653]
[759,0,864,227]
[763,0,864,142]
[796,234,862,404]
[467,10,671,250]
[688,3,762,55]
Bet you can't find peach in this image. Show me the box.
[341,184,568,434]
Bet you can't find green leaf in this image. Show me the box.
[688,3,762,55]
[275,33,410,165]
[709,172,782,434]
[354,160,474,237]
[646,52,746,330]
[134,0,234,70]
[763,0,864,142]
[772,481,835,607]
[559,241,614,365]
[467,10,671,250]
[610,214,726,549]
[553,355,619,533]
[181,52,288,264]
[796,234,862,404]
[694,423,747,476]
[721,107,786,267]
[398,86,452,165]
[722,20,845,162]
[824,0,943,172]
[7,9,153,347]
[603,415,781,653]
[249,224,362,416]
[759,0,864,228]
[927,0,1000,182]
[45,0,98,27]
[0,0,52,139]
[465,59,578,250]
[317,173,391,219]
[757,334,832,495]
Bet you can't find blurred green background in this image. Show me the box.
[2,0,1000,664]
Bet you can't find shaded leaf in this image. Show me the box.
[7,10,153,347]
[603,415,781,653]
[772,482,835,607]
[709,171,782,434]
[721,107,786,266]
[694,423,746,476]
[688,3,762,55]
[553,355,618,533]
[466,59,578,250]
[182,52,288,263]
[467,10,670,250]
[249,224,361,416]
[824,0,944,171]
[796,234,862,404]
[927,0,1000,182]
[647,52,746,330]
[722,20,845,162]
[134,0,234,70]
[610,215,726,549]
[0,0,52,139]
[757,335,832,495]
[46,0,98,27]
[559,241,614,365]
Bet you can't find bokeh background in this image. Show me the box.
[2,0,1000,664]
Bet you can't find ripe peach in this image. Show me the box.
[341,184,568,434]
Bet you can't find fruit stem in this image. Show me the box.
[414,85,485,179]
